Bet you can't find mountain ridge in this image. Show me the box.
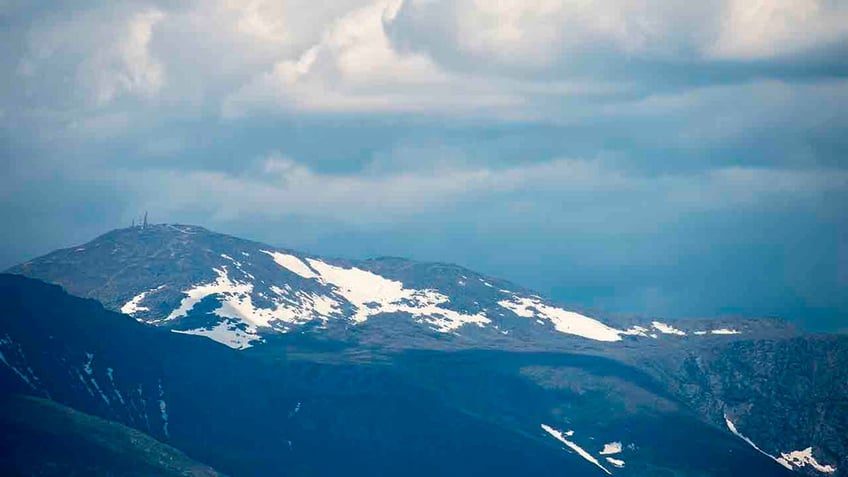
[7,223,796,351]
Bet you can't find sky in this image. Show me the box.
[1,0,846,331]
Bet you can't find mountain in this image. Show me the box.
[4,224,845,476]
[7,224,793,351]
[0,274,797,476]
[0,394,222,476]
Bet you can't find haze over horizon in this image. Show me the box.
[1,0,846,331]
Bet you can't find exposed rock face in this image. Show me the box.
[637,337,847,476]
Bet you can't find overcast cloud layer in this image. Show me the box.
[1,0,846,330]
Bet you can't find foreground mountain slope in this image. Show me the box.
[0,274,796,476]
[8,224,792,351]
[0,394,222,476]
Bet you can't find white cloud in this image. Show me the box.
[708,0,848,60]
[453,0,698,64]
[12,0,848,122]
[222,0,529,115]
[221,0,648,117]
[219,0,848,117]
[222,0,289,45]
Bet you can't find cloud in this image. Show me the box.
[390,0,848,69]
[20,6,165,106]
[219,0,848,118]
[96,8,165,104]
[9,0,848,123]
[391,0,713,68]
[223,0,531,115]
[708,0,848,60]
[222,0,289,45]
[120,152,848,226]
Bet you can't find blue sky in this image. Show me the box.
[1,0,846,330]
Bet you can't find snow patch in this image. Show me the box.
[120,285,164,315]
[725,414,793,470]
[75,369,94,396]
[778,448,836,474]
[711,328,742,335]
[166,266,341,347]
[83,352,94,375]
[600,442,622,455]
[500,297,622,342]
[265,286,342,325]
[166,267,252,321]
[620,326,650,337]
[158,381,169,437]
[89,376,110,405]
[304,259,491,332]
[0,335,40,390]
[651,321,686,336]
[172,319,262,350]
[541,424,612,475]
[137,385,151,431]
[262,250,320,279]
[106,367,125,405]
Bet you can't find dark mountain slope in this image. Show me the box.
[0,394,222,477]
[0,274,795,476]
